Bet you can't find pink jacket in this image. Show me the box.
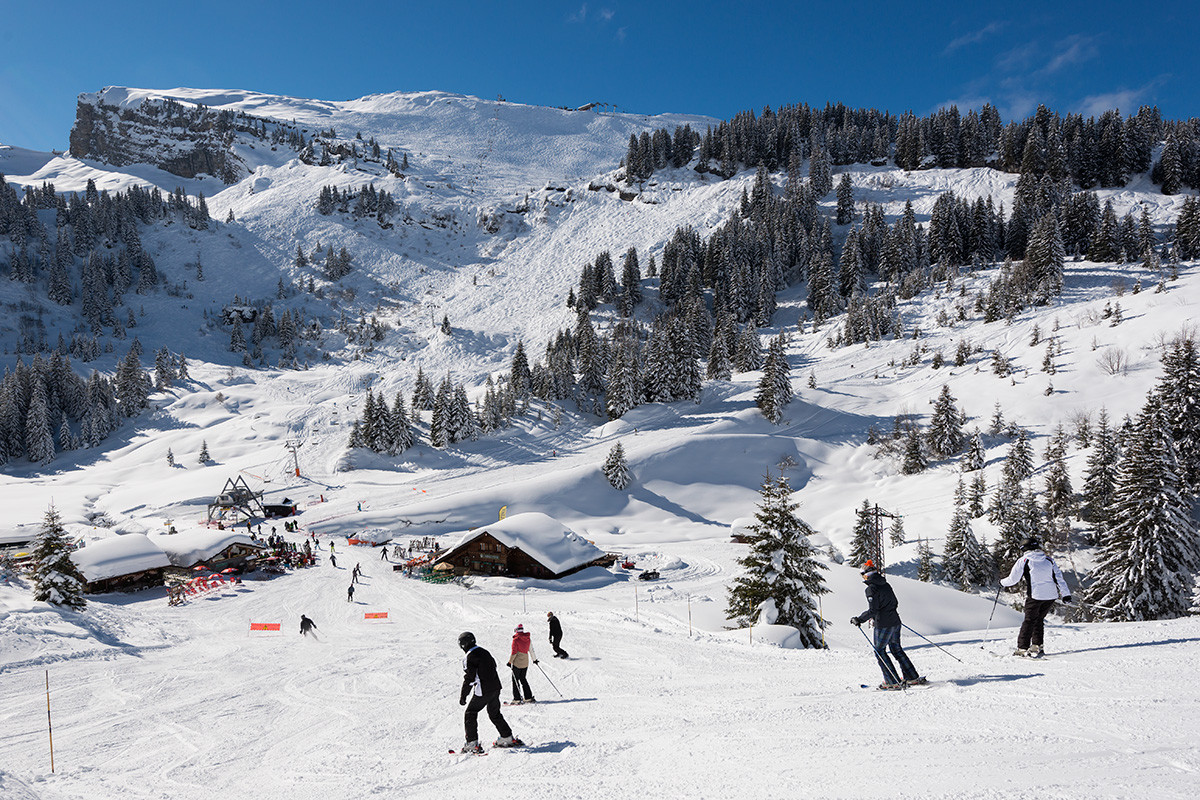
[507,631,537,668]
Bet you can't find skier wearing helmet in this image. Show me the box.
[458,631,521,753]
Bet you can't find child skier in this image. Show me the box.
[1000,537,1071,657]
[851,561,925,689]
[458,631,522,753]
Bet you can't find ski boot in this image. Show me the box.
[877,682,904,691]
[493,735,524,748]
[1027,645,1044,658]
[904,676,928,686]
[459,740,484,755]
[1012,647,1028,657]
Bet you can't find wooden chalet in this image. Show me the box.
[70,534,171,594]
[433,512,613,579]
[151,529,265,579]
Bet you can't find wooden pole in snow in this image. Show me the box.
[45,670,54,773]
[634,584,638,623]
[688,596,692,636]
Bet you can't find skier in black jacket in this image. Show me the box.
[547,611,569,658]
[851,562,924,689]
[458,632,520,753]
[299,615,316,636]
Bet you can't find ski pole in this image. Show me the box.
[980,585,1002,649]
[534,661,563,699]
[901,623,964,663]
[855,623,903,686]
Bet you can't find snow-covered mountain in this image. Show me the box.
[2,87,1199,798]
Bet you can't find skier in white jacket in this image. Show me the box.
[1000,537,1071,657]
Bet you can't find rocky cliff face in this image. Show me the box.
[69,95,249,184]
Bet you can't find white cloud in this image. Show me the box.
[943,21,1006,55]
[568,3,587,23]
[1038,34,1099,75]
[600,8,614,21]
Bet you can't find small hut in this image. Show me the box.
[433,512,613,579]
[70,534,171,594]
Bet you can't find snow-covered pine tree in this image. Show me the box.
[961,429,986,471]
[1088,397,1200,620]
[755,334,792,424]
[1190,574,1200,616]
[901,427,927,474]
[510,340,532,399]
[836,173,854,225]
[889,516,906,547]
[605,333,641,420]
[602,442,631,490]
[726,474,828,647]
[31,504,86,610]
[943,504,992,590]
[198,440,210,464]
[1083,408,1119,531]
[1001,428,1034,484]
[1156,336,1200,492]
[917,538,935,582]
[389,393,414,454]
[848,499,875,568]
[927,384,965,458]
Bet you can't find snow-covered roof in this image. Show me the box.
[70,534,171,583]
[441,512,606,575]
[149,529,261,567]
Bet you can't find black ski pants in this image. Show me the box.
[464,689,511,742]
[550,634,568,658]
[1018,598,1056,649]
[510,666,534,701]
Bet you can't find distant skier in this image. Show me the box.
[347,583,355,603]
[330,541,335,553]
[547,611,569,659]
[507,624,538,703]
[851,561,925,689]
[1001,537,1070,658]
[380,547,388,561]
[458,632,521,754]
[330,554,337,568]
[300,615,316,636]
[353,563,362,583]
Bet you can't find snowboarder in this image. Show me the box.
[458,631,521,753]
[851,561,925,689]
[347,583,355,603]
[300,615,316,636]
[507,624,538,703]
[1000,537,1070,657]
[547,611,569,658]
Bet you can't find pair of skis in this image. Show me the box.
[449,739,526,755]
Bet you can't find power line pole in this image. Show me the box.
[870,504,900,571]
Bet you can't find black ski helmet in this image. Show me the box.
[1020,537,1041,552]
[458,631,476,652]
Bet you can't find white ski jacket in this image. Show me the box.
[1001,550,1068,601]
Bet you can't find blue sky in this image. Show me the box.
[2,0,1198,152]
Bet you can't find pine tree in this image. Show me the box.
[166,447,175,467]
[602,442,631,490]
[889,516,906,547]
[943,502,992,590]
[31,504,87,609]
[835,173,854,225]
[1156,337,1200,491]
[1083,409,1118,530]
[901,427,927,474]
[1002,429,1034,484]
[917,539,935,582]
[726,474,828,647]
[510,340,532,398]
[927,384,965,458]
[755,334,792,423]
[1088,397,1199,620]
[198,440,210,464]
[961,429,986,471]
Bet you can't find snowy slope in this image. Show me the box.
[2,86,1200,798]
